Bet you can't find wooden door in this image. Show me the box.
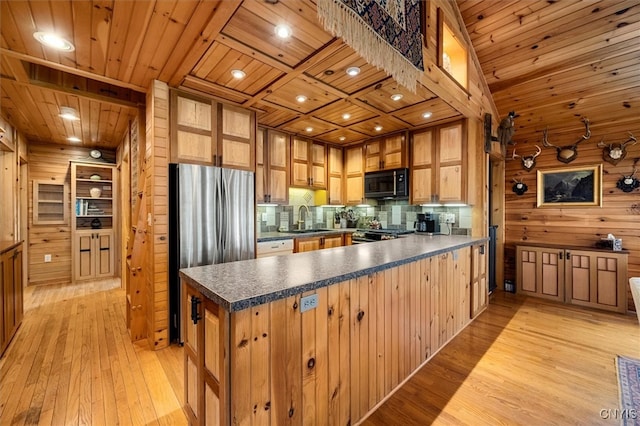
[322,235,344,249]
[437,122,464,203]
[364,139,382,172]
[346,146,364,204]
[95,230,114,278]
[183,285,202,425]
[291,137,310,187]
[346,175,364,205]
[382,134,405,170]
[411,129,434,204]
[256,128,267,203]
[294,237,322,253]
[538,248,564,301]
[171,91,215,164]
[267,130,290,205]
[219,104,255,171]
[327,146,344,205]
[470,243,487,318]
[310,142,326,189]
[203,298,229,426]
[75,232,96,280]
[516,246,539,296]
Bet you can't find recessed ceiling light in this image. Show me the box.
[33,32,75,52]
[67,136,81,143]
[59,106,79,121]
[374,125,383,132]
[346,67,361,76]
[230,69,246,79]
[296,95,307,103]
[305,127,313,132]
[342,113,351,120]
[390,94,403,101]
[339,136,346,141]
[422,112,433,119]
[324,70,335,76]
[274,25,292,39]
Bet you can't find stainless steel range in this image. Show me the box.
[351,228,414,244]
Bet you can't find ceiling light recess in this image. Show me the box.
[305,127,313,132]
[390,94,403,101]
[230,69,246,79]
[374,125,383,132]
[59,106,79,121]
[33,31,75,52]
[67,136,81,143]
[342,113,351,120]
[295,95,307,103]
[274,25,292,39]
[346,66,361,76]
[422,111,433,119]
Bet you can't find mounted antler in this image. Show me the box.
[617,166,639,193]
[511,178,528,195]
[597,132,637,165]
[512,145,541,171]
[542,117,591,163]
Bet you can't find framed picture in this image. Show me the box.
[536,164,602,207]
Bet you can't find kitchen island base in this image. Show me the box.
[183,245,483,425]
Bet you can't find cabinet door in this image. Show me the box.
[291,137,311,187]
[219,104,255,171]
[539,248,564,300]
[411,130,434,204]
[437,122,464,202]
[345,175,364,205]
[470,243,487,318]
[268,131,290,204]
[95,231,114,278]
[183,285,202,425]
[322,235,344,249]
[345,146,364,204]
[171,92,215,164]
[382,134,405,170]
[517,247,538,295]
[294,237,322,253]
[364,140,382,172]
[327,146,344,205]
[438,165,463,202]
[310,142,326,188]
[256,128,266,203]
[203,299,227,426]
[75,233,96,280]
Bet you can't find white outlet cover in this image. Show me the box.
[44,254,52,262]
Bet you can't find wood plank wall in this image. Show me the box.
[26,143,115,285]
[145,80,170,349]
[504,135,640,311]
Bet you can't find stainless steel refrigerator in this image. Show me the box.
[169,164,255,342]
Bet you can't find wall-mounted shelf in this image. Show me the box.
[33,180,67,225]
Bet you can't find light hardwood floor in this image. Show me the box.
[2,282,638,425]
[0,279,187,425]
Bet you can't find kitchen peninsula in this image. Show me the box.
[180,234,488,425]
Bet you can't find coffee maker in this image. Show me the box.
[414,213,440,235]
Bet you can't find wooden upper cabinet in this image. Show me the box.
[364,133,407,172]
[327,146,344,205]
[258,129,289,205]
[345,145,364,205]
[170,90,255,171]
[411,120,467,204]
[291,137,326,189]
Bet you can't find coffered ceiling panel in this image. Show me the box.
[356,79,436,114]
[312,100,379,128]
[262,75,342,114]
[393,98,461,128]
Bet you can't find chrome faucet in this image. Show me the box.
[297,204,310,230]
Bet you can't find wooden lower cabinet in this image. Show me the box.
[470,242,488,318]
[516,245,628,312]
[294,233,348,253]
[184,246,472,425]
[1,242,23,357]
[74,230,114,280]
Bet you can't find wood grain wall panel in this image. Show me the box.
[504,135,640,311]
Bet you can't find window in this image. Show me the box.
[437,8,468,90]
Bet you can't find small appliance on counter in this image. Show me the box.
[414,213,440,235]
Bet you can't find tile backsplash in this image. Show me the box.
[257,190,472,235]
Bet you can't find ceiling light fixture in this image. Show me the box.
[67,136,81,143]
[374,125,383,132]
[342,113,351,120]
[390,94,403,101]
[296,95,307,103]
[59,106,79,121]
[274,25,292,39]
[33,31,75,52]
[339,136,346,141]
[422,112,433,119]
[230,69,246,79]
[346,66,361,76]
[305,127,313,132]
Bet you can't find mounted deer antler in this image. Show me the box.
[511,178,528,195]
[542,117,591,163]
[512,145,541,171]
[617,166,639,193]
[597,132,637,165]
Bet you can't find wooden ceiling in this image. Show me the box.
[1,1,638,150]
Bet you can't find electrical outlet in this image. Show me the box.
[261,212,267,222]
[44,254,52,262]
[445,213,456,224]
[300,294,318,313]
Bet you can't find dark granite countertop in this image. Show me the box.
[257,228,356,242]
[180,234,487,312]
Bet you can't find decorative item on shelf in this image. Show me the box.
[497,111,518,148]
[512,145,541,171]
[542,117,591,164]
[616,164,639,193]
[91,218,102,229]
[598,132,637,165]
[90,174,101,181]
[512,178,528,195]
[90,187,102,198]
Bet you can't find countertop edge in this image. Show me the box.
[181,236,488,312]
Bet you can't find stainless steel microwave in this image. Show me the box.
[364,168,409,199]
